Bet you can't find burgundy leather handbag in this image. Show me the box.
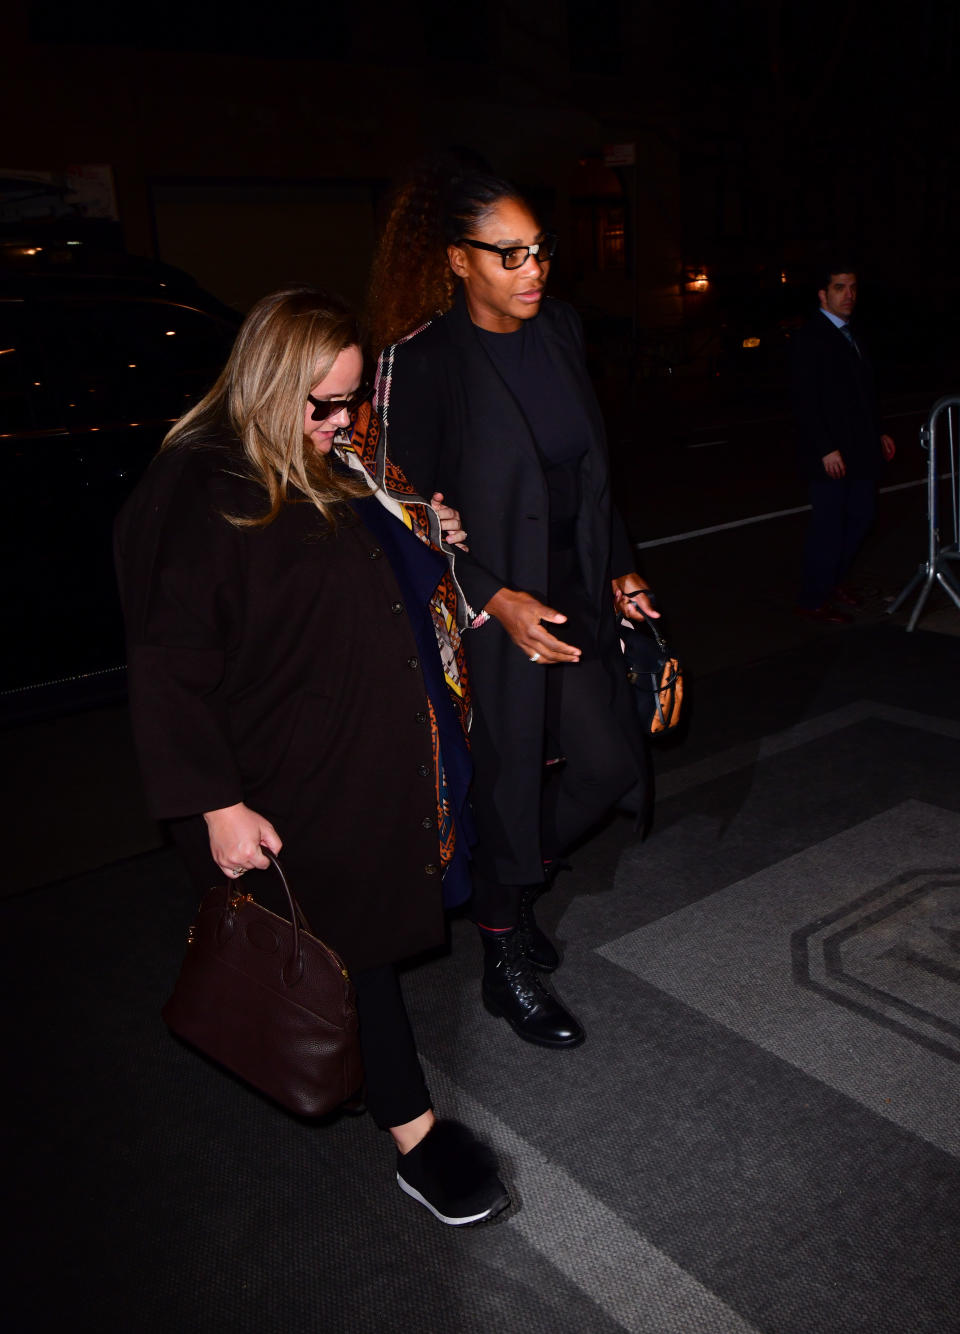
[162,851,363,1116]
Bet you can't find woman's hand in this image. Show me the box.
[430,491,469,550]
[484,587,581,664]
[203,802,283,878]
[612,575,661,623]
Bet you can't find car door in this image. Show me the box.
[3,292,236,693]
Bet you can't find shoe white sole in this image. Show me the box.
[396,1174,509,1226]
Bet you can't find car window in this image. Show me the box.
[36,297,236,426]
[0,301,38,433]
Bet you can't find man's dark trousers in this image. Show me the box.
[799,478,876,608]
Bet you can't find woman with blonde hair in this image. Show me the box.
[115,287,509,1226]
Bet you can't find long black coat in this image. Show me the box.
[115,442,448,971]
[379,295,645,885]
[791,311,884,480]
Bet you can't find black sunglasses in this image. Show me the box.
[456,233,558,270]
[307,383,370,422]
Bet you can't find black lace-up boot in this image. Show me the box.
[517,884,560,971]
[480,928,584,1048]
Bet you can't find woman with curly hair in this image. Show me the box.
[115,287,509,1226]
[367,167,659,1052]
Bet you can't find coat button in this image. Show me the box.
[390,601,403,615]
[415,711,427,723]
[407,656,419,670]
[417,763,430,777]
[421,817,434,829]
[424,864,438,876]
[368,547,382,560]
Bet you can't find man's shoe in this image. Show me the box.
[396,1120,510,1226]
[832,584,863,607]
[794,603,853,625]
[481,929,584,1048]
[517,884,560,971]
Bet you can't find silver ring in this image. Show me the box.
[529,652,541,662]
[232,867,246,876]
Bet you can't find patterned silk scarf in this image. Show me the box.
[337,403,472,885]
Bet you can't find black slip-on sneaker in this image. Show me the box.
[396,1120,510,1226]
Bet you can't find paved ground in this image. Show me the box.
[11,619,960,1334]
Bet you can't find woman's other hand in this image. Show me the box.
[484,588,581,664]
[612,575,660,623]
[430,491,469,550]
[204,802,283,877]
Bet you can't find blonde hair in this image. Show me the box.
[163,287,368,527]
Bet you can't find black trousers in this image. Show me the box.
[799,478,876,608]
[473,655,639,929]
[352,964,432,1130]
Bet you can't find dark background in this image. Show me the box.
[6,0,959,323]
[5,21,960,1329]
[2,0,959,708]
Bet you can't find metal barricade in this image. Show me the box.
[887,395,960,631]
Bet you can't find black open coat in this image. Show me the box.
[379,295,645,885]
[115,442,449,971]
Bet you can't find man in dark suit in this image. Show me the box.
[791,267,895,622]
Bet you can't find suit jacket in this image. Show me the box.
[376,294,645,884]
[791,310,884,480]
[114,442,449,971]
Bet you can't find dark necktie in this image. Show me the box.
[840,325,861,357]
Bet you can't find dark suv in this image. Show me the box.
[1,245,239,715]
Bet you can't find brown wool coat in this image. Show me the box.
[115,442,447,971]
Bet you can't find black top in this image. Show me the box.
[477,319,589,548]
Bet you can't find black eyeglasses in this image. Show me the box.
[307,383,370,421]
[456,233,558,270]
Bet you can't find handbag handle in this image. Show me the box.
[645,618,667,652]
[622,612,668,653]
[227,850,312,988]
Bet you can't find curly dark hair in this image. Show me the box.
[365,158,525,356]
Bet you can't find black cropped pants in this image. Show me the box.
[352,964,432,1130]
